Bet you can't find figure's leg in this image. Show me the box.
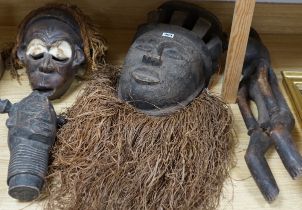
[237,82,278,202]
[268,67,295,130]
[256,63,302,178]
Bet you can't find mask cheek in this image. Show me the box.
[25,59,40,73]
[53,61,73,77]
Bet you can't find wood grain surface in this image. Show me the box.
[0,0,301,34]
[222,0,256,103]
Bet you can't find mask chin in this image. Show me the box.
[44,87,67,100]
[33,88,55,98]
[47,77,74,100]
[32,85,68,100]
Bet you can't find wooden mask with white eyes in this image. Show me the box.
[17,9,85,99]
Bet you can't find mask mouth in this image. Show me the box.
[131,68,160,85]
[38,67,56,74]
[30,71,61,90]
[33,86,55,96]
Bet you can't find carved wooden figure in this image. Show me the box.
[237,29,302,202]
[0,91,58,201]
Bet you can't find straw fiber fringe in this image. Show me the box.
[11,3,107,78]
[0,42,14,72]
[45,66,235,210]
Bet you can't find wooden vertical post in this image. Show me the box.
[221,0,256,103]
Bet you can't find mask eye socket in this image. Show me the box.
[49,41,72,62]
[135,44,153,52]
[134,40,154,52]
[31,53,44,60]
[26,39,47,60]
[51,55,69,62]
[162,47,184,60]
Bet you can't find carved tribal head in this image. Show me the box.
[12,4,107,99]
[118,1,227,115]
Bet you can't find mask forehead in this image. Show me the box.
[126,30,201,70]
[134,29,200,54]
[23,18,82,46]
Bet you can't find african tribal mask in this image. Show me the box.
[44,2,235,210]
[118,1,226,115]
[12,4,107,99]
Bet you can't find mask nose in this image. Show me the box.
[39,53,55,73]
[142,54,162,66]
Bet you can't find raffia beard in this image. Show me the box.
[43,65,236,210]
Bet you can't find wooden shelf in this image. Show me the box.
[215,0,302,3]
[2,1,302,33]
[1,30,302,210]
[0,1,302,209]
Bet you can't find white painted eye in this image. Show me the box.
[49,41,72,61]
[26,39,47,57]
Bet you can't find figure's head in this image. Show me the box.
[242,28,271,79]
[118,1,226,115]
[13,4,107,99]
